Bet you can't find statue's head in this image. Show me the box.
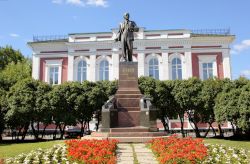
[123,12,130,20]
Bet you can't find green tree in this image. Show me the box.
[154,80,177,133]
[32,81,52,139]
[0,59,31,90]
[6,78,37,140]
[215,87,242,136]
[200,78,223,137]
[237,82,250,135]
[172,78,203,137]
[49,82,77,139]
[138,76,157,97]
[0,46,25,70]
[6,78,51,140]
[0,87,7,141]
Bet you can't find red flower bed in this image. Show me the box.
[148,135,208,164]
[65,139,118,164]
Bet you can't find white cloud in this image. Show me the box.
[241,70,250,77]
[66,0,85,7]
[9,33,20,37]
[52,0,63,4]
[86,0,108,7]
[231,39,250,55]
[52,0,108,7]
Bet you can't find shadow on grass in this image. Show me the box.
[210,134,250,141]
[0,138,63,145]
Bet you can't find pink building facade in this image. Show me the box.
[28,28,235,131]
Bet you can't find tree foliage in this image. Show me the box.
[5,78,51,140]
[0,59,31,90]
[0,46,25,70]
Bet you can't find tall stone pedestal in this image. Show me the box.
[116,62,142,127]
[95,62,166,142]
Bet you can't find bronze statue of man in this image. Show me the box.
[115,13,139,62]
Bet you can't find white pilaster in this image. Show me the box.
[223,49,232,79]
[89,55,96,82]
[137,47,145,77]
[68,54,74,81]
[112,48,119,80]
[161,52,169,80]
[32,54,40,80]
[184,51,193,79]
[137,53,145,77]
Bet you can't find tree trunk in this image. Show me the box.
[209,122,216,137]
[187,112,201,138]
[218,124,224,137]
[203,125,211,138]
[37,122,40,139]
[96,112,100,132]
[179,114,185,138]
[80,120,84,137]
[231,122,236,135]
[161,117,169,132]
[17,126,24,140]
[41,124,48,139]
[22,123,29,140]
[59,124,66,139]
[53,125,58,140]
[31,121,39,140]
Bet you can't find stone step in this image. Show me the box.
[110,127,150,133]
[109,132,167,137]
[116,90,141,94]
[118,107,140,111]
[115,94,142,98]
[109,136,169,143]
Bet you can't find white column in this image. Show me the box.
[67,54,74,81]
[161,52,169,80]
[89,55,96,82]
[223,49,232,79]
[112,50,119,80]
[32,54,40,80]
[184,51,193,79]
[137,51,145,77]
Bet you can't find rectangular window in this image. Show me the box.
[49,66,59,85]
[202,63,213,80]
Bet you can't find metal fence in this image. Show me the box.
[32,29,231,42]
[191,28,230,35]
[33,35,68,42]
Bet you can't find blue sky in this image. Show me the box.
[0,0,250,79]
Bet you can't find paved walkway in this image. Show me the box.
[116,143,158,164]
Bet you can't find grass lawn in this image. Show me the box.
[0,140,64,159]
[204,138,250,159]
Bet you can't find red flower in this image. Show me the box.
[148,135,208,164]
[65,139,118,164]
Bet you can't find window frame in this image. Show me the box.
[45,60,62,85]
[77,60,87,82]
[198,55,217,80]
[148,57,159,79]
[99,59,109,81]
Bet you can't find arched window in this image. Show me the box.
[172,58,182,80]
[149,58,159,79]
[77,60,87,82]
[99,60,109,80]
